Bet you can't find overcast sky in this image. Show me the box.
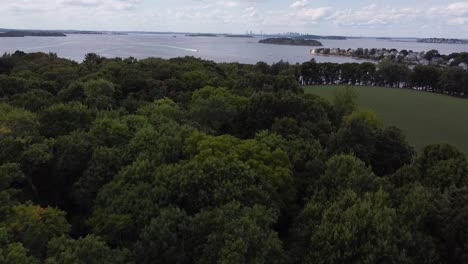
[1,0,468,37]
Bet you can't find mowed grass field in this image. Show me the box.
[305,85,468,155]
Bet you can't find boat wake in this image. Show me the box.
[21,41,76,51]
[136,42,198,52]
[160,45,198,52]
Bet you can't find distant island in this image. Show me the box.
[418,38,468,44]
[295,35,347,40]
[66,31,103,35]
[186,33,218,37]
[321,36,347,40]
[0,31,66,37]
[66,31,128,35]
[224,34,254,38]
[259,38,323,47]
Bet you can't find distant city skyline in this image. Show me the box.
[1,0,468,38]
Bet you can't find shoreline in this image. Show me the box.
[310,47,468,68]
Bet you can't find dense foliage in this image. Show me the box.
[0,51,467,263]
[298,59,468,97]
[259,38,323,47]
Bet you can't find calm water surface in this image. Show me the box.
[1,34,467,64]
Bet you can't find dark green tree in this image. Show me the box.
[190,86,247,134]
[6,204,70,258]
[45,235,127,264]
[190,202,284,264]
[39,102,94,138]
[134,207,191,264]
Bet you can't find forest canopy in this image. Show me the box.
[0,51,467,263]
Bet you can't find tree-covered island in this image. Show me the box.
[260,37,323,46]
[0,31,66,37]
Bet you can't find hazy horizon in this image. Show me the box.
[1,0,468,39]
[1,27,464,40]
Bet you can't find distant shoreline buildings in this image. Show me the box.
[418,38,468,45]
[310,48,468,69]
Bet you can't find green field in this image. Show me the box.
[305,85,468,154]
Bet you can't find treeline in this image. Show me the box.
[0,51,467,263]
[297,59,468,96]
[0,31,66,37]
[259,38,323,46]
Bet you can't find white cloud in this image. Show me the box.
[216,0,240,8]
[427,2,468,26]
[59,0,102,7]
[243,7,257,17]
[290,0,308,9]
[448,17,468,25]
[60,0,142,11]
[446,2,468,16]
[329,5,417,27]
[3,0,56,12]
[295,6,332,20]
[0,0,142,13]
